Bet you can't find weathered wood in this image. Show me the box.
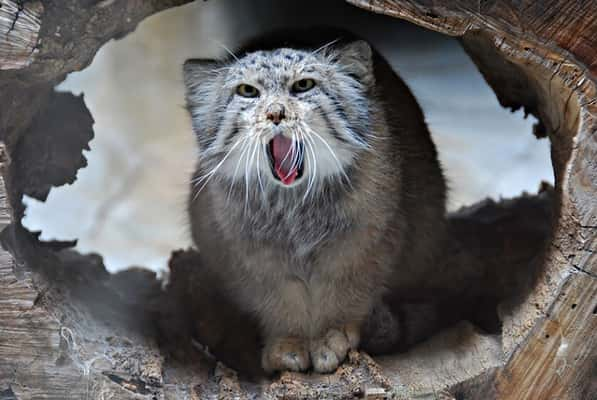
[1,0,194,80]
[346,0,597,75]
[0,0,595,399]
[11,91,94,202]
[377,321,503,397]
[347,1,597,399]
[0,0,194,164]
[0,86,554,398]
[0,179,549,398]
[0,1,42,70]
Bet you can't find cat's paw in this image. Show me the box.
[261,337,310,373]
[310,324,361,373]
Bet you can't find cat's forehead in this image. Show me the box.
[228,48,323,79]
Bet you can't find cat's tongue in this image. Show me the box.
[272,135,298,185]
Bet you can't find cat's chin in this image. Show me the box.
[269,176,305,188]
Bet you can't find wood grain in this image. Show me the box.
[0,1,42,70]
[347,1,597,398]
[0,0,595,398]
[346,0,597,75]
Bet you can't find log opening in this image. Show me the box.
[0,1,595,399]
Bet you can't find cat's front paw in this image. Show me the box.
[261,337,310,373]
[310,324,361,373]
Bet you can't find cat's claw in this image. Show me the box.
[310,325,360,373]
[262,337,310,373]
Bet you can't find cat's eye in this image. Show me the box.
[291,79,316,93]
[236,84,260,98]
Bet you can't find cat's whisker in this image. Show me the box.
[306,127,352,188]
[301,146,312,202]
[192,135,247,200]
[199,126,252,159]
[310,38,341,56]
[277,136,294,177]
[208,65,233,74]
[283,133,300,181]
[294,131,306,177]
[307,137,319,200]
[227,137,252,203]
[288,134,298,178]
[243,139,256,214]
[256,143,266,198]
[248,137,260,193]
[302,135,318,202]
[192,134,246,185]
[215,41,240,62]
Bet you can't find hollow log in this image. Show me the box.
[0,1,595,399]
[345,2,597,398]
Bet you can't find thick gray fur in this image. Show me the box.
[183,34,446,373]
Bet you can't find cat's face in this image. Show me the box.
[184,40,375,196]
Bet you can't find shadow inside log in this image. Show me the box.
[0,0,594,396]
[0,61,557,397]
[0,5,569,394]
[1,185,553,383]
[157,186,553,378]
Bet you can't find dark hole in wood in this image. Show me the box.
[2,1,592,398]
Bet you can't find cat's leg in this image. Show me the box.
[308,279,373,373]
[258,278,312,373]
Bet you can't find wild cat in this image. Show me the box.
[183,30,446,373]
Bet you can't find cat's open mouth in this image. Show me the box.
[266,134,304,185]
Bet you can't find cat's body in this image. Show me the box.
[184,30,446,373]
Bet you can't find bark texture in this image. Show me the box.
[345,1,597,398]
[1,0,595,399]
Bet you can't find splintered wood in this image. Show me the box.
[0,0,42,70]
[0,0,595,399]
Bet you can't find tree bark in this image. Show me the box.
[1,0,595,399]
[345,2,597,398]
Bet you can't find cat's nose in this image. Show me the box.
[266,104,286,125]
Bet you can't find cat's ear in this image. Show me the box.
[183,58,220,91]
[336,40,374,86]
